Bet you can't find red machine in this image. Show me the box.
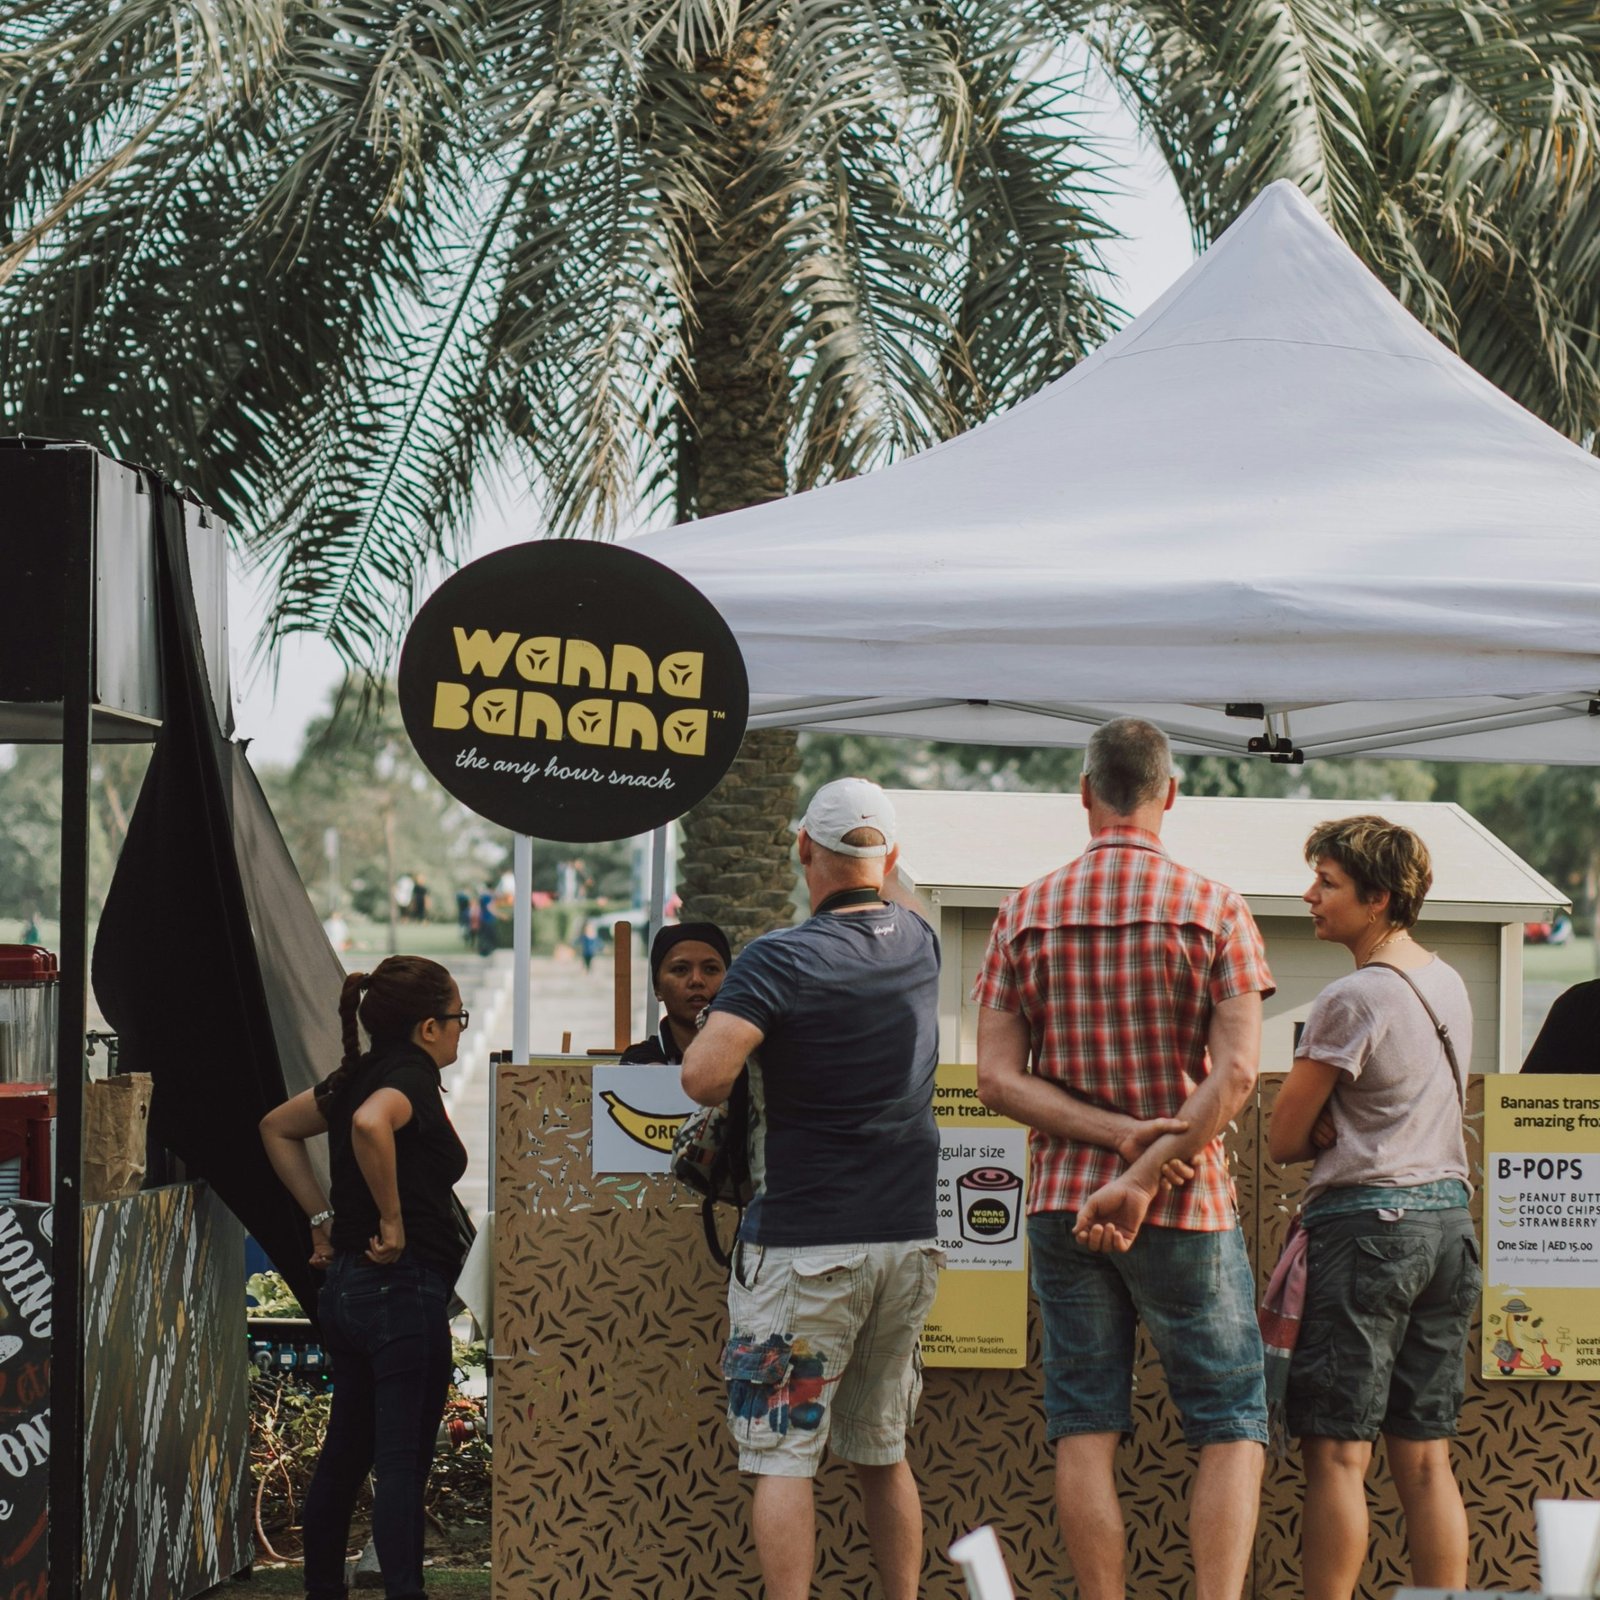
[0,944,59,1199]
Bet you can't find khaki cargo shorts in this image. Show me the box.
[721,1238,942,1476]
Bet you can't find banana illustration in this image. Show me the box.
[600,1091,690,1152]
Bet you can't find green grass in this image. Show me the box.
[210,1568,490,1596]
[1524,936,1599,986]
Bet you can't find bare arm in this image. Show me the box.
[975,1006,1188,1163]
[1074,990,1263,1251]
[1269,1058,1342,1164]
[352,1087,414,1263]
[260,1089,330,1214]
[260,1089,336,1266]
[682,1012,764,1106]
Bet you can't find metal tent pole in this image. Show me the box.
[647,825,669,1029]
[47,464,95,1600]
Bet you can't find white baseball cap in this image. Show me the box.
[799,778,897,858]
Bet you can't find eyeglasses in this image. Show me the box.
[435,1010,470,1030]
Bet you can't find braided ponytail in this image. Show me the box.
[339,972,369,1070]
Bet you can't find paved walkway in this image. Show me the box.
[445,950,653,1220]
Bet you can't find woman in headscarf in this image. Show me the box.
[620,921,732,1064]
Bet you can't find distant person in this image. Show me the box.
[682,778,941,1600]
[258,956,469,1600]
[394,873,415,921]
[323,912,350,953]
[20,913,39,946]
[621,923,731,1065]
[455,890,473,947]
[1523,978,1600,1073]
[973,717,1272,1600]
[577,920,600,975]
[476,890,496,958]
[409,875,430,924]
[1270,817,1477,1600]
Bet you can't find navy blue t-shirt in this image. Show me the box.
[710,903,940,1246]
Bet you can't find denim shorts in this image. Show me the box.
[1028,1214,1267,1448]
[1287,1207,1480,1442]
[722,1238,942,1476]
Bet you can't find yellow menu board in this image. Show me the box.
[921,1064,1029,1369]
[1484,1075,1600,1380]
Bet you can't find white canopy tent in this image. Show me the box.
[628,180,1600,766]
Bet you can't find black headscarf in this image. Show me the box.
[650,921,732,985]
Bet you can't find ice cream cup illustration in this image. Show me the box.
[958,1166,1022,1245]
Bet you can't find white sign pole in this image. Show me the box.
[647,825,669,1026]
[512,833,532,1062]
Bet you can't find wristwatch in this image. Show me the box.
[309,1209,335,1229]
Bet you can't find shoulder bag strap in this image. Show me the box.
[1369,962,1465,1106]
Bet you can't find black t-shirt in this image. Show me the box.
[320,1040,469,1279]
[709,903,940,1246]
[619,1023,679,1065]
[1523,980,1600,1074]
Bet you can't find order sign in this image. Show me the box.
[398,542,748,842]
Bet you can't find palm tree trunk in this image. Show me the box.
[673,24,801,952]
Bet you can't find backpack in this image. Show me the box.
[669,1071,751,1269]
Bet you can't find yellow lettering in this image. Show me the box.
[518,692,562,739]
[613,702,658,751]
[567,699,613,745]
[514,635,560,683]
[432,682,470,730]
[453,627,519,677]
[561,639,607,690]
[659,651,703,699]
[663,709,708,756]
[608,644,654,695]
[472,687,519,736]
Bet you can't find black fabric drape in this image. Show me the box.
[92,479,319,1314]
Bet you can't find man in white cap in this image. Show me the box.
[683,777,941,1600]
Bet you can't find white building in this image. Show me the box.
[891,793,1566,1075]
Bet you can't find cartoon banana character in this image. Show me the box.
[599,1091,690,1152]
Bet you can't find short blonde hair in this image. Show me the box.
[1304,815,1432,930]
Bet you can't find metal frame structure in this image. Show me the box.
[47,467,95,1600]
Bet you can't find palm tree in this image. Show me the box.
[4,1,1599,945]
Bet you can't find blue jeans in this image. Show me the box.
[302,1253,453,1599]
[1029,1213,1268,1447]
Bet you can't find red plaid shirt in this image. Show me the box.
[972,827,1273,1230]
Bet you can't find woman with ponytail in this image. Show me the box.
[259,955,470,1600]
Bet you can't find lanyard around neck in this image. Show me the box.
[813,887,885,916]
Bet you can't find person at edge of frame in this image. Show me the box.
[620,920,732,1065]
[973,716,1275,1600]
[1522,975,1600,1073]
[259,955,470,1600]
[680,777,938,1600]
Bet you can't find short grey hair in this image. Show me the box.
[1083,719,1174,815]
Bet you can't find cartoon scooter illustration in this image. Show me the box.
[1492,1296,1563,1376]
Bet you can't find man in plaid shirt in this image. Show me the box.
[974,718,1273,1600]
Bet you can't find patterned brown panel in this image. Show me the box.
[496,1070,1600,1599]
[81,1182,252,1599]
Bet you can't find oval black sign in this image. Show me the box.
[397,542,748,842]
